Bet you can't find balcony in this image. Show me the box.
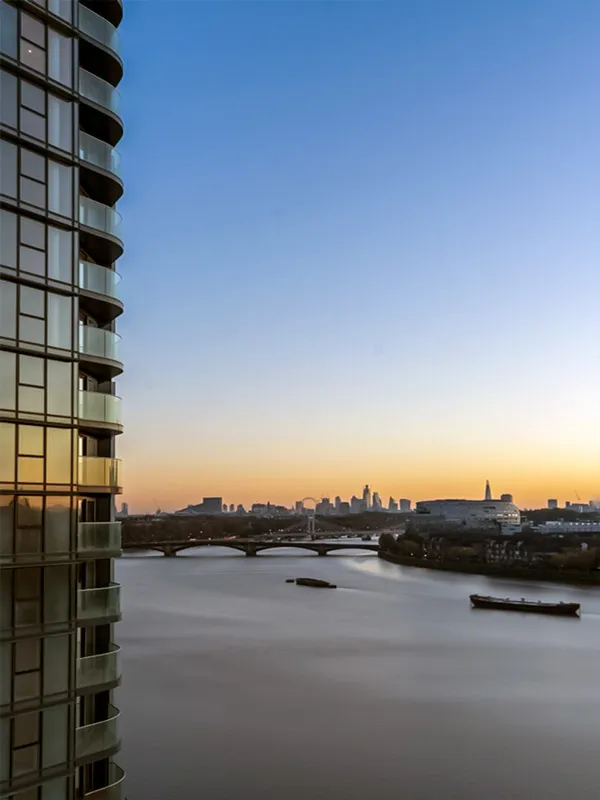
[77,583,121,623]
[79,390,122,429]
[79,261,122,323]
[83,763,126,800]
[77,645,121,691]
[76,704,121,761]
[78,521,122,556]
[79,4,120,56]
[80,131,120,178]
[80,68,120,116]
[78,456,121,491]
[79,325,120,360]
[80,196,122,239]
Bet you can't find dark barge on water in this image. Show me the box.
[286,578,337,589]
[469,594,580,617]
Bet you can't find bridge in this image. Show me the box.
[122,538,380,558]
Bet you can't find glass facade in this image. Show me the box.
[0,0,125,796]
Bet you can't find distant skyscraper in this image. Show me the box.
[294,500,304,514]
[372,492,382,510]
[388,497,398,512]
[362,484,371,510]
[485,480,492,501]
[316,497,334,515]
[121,502,129,517]
[350,495,362,513]
[229,503,235,513]
[399,498,412,512]
[334,495,342,513]
[500,494,513,504]
[339,502,350,515]
[548,499,558,510]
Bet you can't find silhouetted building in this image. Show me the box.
[388,497,398,512]
[485,480,492,501]
[334,495,342,513]
[372,492,382,510]
[399,498,412,512]
[350,495,362,513]
[0,0,126,793]
[500,494,513,504]
[362,484,371,510]
[339,502,350,515]
[316,497,334,515]
[548,499,558,510]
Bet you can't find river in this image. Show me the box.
[116,545,600,799]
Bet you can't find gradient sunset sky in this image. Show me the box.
[115,0,600,513]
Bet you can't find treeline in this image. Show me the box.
[121,515,300,545]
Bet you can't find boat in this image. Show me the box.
[469,594,580,617]
[286,578,337,589]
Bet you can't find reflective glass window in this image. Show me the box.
[46,428,71,482]
[19,386,44,414]
[20,245,45,276]
[0,0,18,58]
[0,423,16,482]
[48,95,72,151]
[45,496,71,553]
[20,176,46,207]
[20,355,44,386]
[47,359,71,415]
[44,565,69,622]
[47,226,71,282]
[21,217,45,249]
[0,210,17,268]
[19,425,44,456]
[0,69,17,127]
[21,107,45,140]
[21,40,45,73]
[13,711,40,747]
[19,315,44,344]
[17,495,42,526]
[0,351,16,410]
[12,743,39,776]
[42,705,68,768]
[0,139,17,197]
[48,29,71,87]
[48,0,72,22]
[21,149,45,182]
[48,161,71,216]
[21,80,45,114]
[43,635,68,695]
[15,638,41,672]
[21,13,45,48]
[47,293,71,349]
[14,671,40,701]
[0,280,17,338]
[18,456,44,483]
[20,286,44,318]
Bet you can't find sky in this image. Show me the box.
[115,0,600,513]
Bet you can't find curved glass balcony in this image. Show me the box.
[78,456,121,490]
[80,196,122,237]
[78,521,122,555]
[76,704,121,760]
[77,583,121,622]
[83,763,126,800]
[79,4,120,55]
[80,68,120,115]
[79,260,121,301]
[79,326,120,362]
[77,645,121,691]
[80,131,120,177]
[79,391,122,427]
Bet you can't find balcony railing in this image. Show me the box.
[76,704,121,760]
[79,4,120,55]
[79,260,121,302]
[78,456,121,490]
[78,521,122,555]
[79,326,120,362]
[83,763,126,800]
[77,645,121,691]
[79,68,120,115]
[79,391,122,427]
[80,196,122,238]
[77,583,121,622]
[80,131,120,177]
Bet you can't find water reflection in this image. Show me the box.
[117,551,600,800]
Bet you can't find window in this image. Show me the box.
[47,225,72,282]
[20,12,45,74]
[0,0,18,59]
[21,13,45,48]
[48,161,72,216]
[21,217,44,249]
[48,0,72,23]
[15,639,41,672]
[0,139,17,197]
[47,293,71,349]
[0,422,16,482]
[45,496,71,552]
[0,210,17,268]
[22,149,45,182]
[0,351,16,410]
[19,425,44,456]
[48,94,71,151]
[0,69,17,127]
[20,355,44,386]
[21,80,45,115]
[46,428,71,483]
[0,280,17,339]
[48,29,71,87]
[47,359,71,415]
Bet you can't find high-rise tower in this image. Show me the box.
[485,480,492,501]
[1,0,125,796]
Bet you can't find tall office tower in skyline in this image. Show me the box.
[399,498,411,512]
[548,499,558,510]
[372,492,382,510]
[0,0,125,797]
[362,484,371,510]
[484,480,492,501]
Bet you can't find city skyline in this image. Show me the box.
[117,0,599,514]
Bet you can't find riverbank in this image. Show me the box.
[378,550,600,586]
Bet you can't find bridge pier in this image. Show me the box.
[317,548,327,556]
[162,546,177,557]
[245,546,257,557]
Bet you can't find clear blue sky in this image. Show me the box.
[116,0,600,512]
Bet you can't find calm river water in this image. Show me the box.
[116,546,600,800]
